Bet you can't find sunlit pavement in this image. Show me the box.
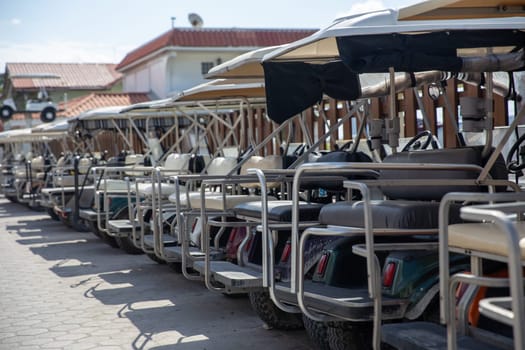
[0,199,313,350]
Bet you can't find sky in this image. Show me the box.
[0,0,421,71]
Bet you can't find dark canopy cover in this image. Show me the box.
[263,61,360,123]
[337,29,525,73]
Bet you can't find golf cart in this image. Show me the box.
[1,74,59,123]
[255,5,524,350]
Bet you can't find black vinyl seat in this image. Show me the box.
[319,146,508,229]
[234,200,324,222]
[319,200,464,229]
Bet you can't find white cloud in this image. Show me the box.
[335,0,387,18]
[10,18,21,25]
[0,40,134,71]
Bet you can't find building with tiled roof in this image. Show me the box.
[2,63,124,128]
[117,27,316,99]
[5,63,122,92]
[57,92,150,118]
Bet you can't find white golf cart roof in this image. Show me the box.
[205,46,283,79]
[173,79,266,102]
[263,8,525,63]
[0,127,64,143]
[398,0,525,21]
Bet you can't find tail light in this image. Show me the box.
[316,253,330,277]
[383,262,397,288]
[280,242,291,263]
[244,234,253,252]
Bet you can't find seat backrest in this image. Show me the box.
[78,157,92,175]
[240,155,283,189]
[380,147,507,201]
[206,157,238,176]
[125,154,144,167]
[163,153,192,173]
[124,154,145,176]
[56,156,66,168]
[31,156,45,171]
[240,155,283,175]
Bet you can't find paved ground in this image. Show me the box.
[0,198,314,350]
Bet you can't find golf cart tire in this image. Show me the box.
[6,195,19,203]
[248,291,304,330]
[0,105,13,121]
[326,321,372,350]
[71,218,91,232]
[303,315,330,350]
[146,252,166,264]
[40,107,56,123]
[86,220,102,237]
[100,231,120,248]
[47,208,60,221]
[115,236,144,255]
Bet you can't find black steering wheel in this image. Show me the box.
[402,130,435,152]
[507,133,525,175]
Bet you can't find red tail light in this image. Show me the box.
[316,253,330,277]
[280,242,291,263]
[244,234,253,251]
[383,262,397,288]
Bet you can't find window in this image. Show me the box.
[201,62,214,75]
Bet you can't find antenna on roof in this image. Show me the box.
[171,16,176,28]
[188,13,203,28]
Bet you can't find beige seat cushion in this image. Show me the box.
[137,182,177,198]
[54,175,88,187]
[168,191,220,207]
[101,179,129,192]
[448,221,525,259]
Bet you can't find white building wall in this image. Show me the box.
[122,49,247,98]
[148,58,167,99]
[122,57,167,98]
[167,51,243,97]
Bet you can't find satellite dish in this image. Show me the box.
[188,13,203,28]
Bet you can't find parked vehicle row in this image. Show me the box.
[1,6,524,350]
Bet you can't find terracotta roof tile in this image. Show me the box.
[6,63,122,91]
[117,27,317,71]
[58,92,150,117]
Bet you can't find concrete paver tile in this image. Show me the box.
[0,200,315,350]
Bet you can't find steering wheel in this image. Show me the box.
[402,130,435,152]
[506,133,525,175]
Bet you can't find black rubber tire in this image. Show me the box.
[47,208,60,221]
[71,218,91,232]
[40,107,56,123]
[86,220,102,238]
[115,235,144,255]
[112,207,143,254]
[248,291,304,330]
[303,315,330,350]
[167,262,182,272]
[0,105,13,121]
[59,215,73,228]
[146,252,166,264]
[100,231,120,248]
[6,195,18,203]
[327,322,372,350]
[420,297,440,324]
